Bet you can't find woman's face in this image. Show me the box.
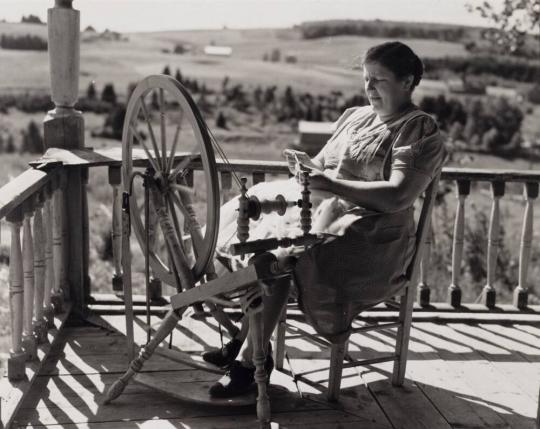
[363,61,413,119]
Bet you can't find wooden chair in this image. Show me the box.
[273,173,441,401]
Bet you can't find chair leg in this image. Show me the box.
[328,340,348,402]
[273,304,287,370]
[392,285,415,386]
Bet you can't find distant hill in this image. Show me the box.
[297,19,539,58]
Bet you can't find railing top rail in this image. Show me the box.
[1,147,539,220]
[29,148,540,183]
[0,167,58,220]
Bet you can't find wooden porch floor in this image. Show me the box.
[10,310,540,428]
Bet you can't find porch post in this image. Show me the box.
[44,0,88,313]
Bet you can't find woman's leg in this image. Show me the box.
[239,277,291,363]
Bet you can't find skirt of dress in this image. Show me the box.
[215,178,416,343]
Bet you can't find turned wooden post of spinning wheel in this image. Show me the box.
[299,171,312,236]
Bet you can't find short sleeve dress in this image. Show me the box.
[215,104,446,343]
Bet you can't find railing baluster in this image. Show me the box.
[448,179,470,307]
[7,207,25,380]
[220,171,232,206]
[184,169,194,187]
[33,189,48,343]
[43,183,55,327]
[513,182,538,309]
[109,165,123,293]
[417,223,433,307]
[52,174,65,312]
[483,181,505,308]
[252,171,265,185]
[22,199,37,360]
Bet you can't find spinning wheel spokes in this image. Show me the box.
[122,75,220,286]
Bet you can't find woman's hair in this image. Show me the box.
[362,41,424,90]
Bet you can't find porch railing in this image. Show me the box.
[2,155,540,383]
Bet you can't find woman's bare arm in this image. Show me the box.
[307,168,431,213]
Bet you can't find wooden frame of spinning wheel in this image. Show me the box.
[105,75,282,427]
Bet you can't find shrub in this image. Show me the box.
[101,83,117,105]
[0,34,47,50]
[20,121,43,154]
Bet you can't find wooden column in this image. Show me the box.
[22,199,38,361]
[7,208,26,380]
[43,183,56,327]
[483,181,505,308]
[417,224,433,307]
[448,180,470,307]
[513,182,538,308]
[33,190,48,343]
[44,0,87,313]
[109,165,123,293]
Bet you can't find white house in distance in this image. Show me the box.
[296,120,334,155]
[203,45,233,57]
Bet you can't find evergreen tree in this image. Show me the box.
[20,120,43,154]
[101,83,117,104]
[86,82,97,100]
[162,65,171,75]
[175,68,183,83]
[216,111,227,129]
[5,134,16,153]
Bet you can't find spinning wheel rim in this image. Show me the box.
[122,75,220,284]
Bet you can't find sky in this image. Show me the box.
[0,0,495,33]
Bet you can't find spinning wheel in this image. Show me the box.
[105,75,316,427]
[122,75,220,285]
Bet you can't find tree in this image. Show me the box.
[86,82,97,100]
[162,65,171,75]
[20,121,43,154]
[270,48,281,62]
[466,0,540,55]
[101,83,117,104]
[175,68,183,83]
[5,134,16,153]
[216,111,228,129]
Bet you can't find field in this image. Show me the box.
[1,22,540,367]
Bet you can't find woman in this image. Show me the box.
[207,41,446,398]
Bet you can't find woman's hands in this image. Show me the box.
[296,169,335,192]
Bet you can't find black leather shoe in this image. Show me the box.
[202,338,243,368]
[209,354,274,398]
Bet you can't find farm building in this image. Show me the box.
[486,85,523,101]
[203,45,232,56]
[296,120,334,155]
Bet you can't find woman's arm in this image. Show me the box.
[308,168,431,213]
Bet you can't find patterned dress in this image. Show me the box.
[216,104,446,342]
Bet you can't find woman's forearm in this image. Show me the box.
[311,169,430,213]
[328,178,405,212]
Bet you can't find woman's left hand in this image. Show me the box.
[297,169,334,192]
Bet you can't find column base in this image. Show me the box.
[51,292,64,314]
[22,335,38,361]
[481,286,496,308]
[34,319,49,344]
[513,287,528,309]
[447,285,462,308]
[417,283,430,307]
[7,350,26,381]
[44,305,55,329]
[112,273,123,293]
